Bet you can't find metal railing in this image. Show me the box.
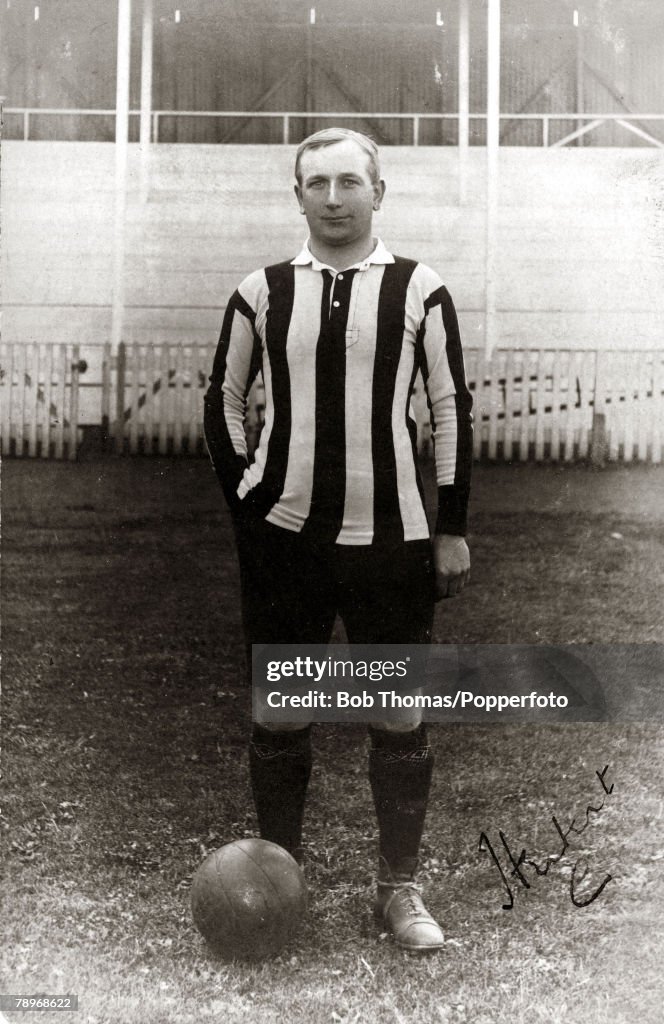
[4,107,664,147]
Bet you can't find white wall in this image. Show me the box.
[3,141,664,366]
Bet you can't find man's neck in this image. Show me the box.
[308,235,378,272]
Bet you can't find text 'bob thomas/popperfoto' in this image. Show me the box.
[250,643,643,724]
[263,688,569,711]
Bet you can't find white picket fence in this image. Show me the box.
[0,342,83,459]
[1,342,663,464]
[459,348,664,464]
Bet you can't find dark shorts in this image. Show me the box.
[233,515,436,650]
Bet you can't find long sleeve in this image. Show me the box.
[203,288,262,511]
[418,284,473,536]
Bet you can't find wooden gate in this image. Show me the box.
[109,341,217,455]
[459,348,664,465]
[0,342,82,459]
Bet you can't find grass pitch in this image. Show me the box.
[1,458,663,1023]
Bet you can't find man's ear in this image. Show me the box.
[373,179,386,211]
[294,183,305,214]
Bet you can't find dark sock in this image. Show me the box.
[368,724,434,881]
[249,724,312,858]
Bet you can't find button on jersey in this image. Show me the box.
[204,245,473,545]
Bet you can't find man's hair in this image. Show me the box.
[295,128,381,185]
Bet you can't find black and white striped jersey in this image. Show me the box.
[204,240,473,546]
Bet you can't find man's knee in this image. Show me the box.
[253,720,313,733]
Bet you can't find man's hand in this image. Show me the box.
[433,534,470,600]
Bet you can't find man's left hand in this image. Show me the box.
[433,534,470,600]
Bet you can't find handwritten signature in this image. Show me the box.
[479,764,614,910]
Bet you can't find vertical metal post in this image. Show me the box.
[305,7,315,138]
[139,0,153,147]
[111,0,132,355]
[458,0,470,203]
[485,0,500,358]
[575,9,585,147]
[25,8,36,136]
[139,0,154,199]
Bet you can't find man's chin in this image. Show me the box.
[324,237,354,248]
[317,228,356,247]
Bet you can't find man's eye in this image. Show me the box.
[343,179,359,187]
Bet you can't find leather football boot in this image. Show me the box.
[374,880,445,952]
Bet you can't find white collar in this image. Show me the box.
[291,238,395,273]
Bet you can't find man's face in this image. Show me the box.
[294,139,385,250]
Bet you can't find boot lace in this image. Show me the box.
[379,881,425,917]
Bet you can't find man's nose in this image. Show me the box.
[325,184,342,207]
